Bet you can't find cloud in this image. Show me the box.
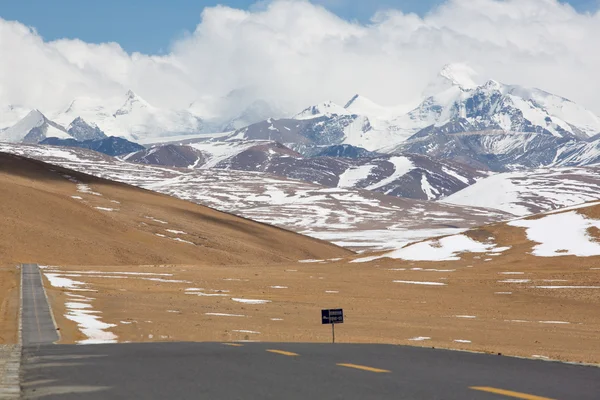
[1,0,600,121]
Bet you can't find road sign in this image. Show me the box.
[322,309,343,343]
[322,308,344,324]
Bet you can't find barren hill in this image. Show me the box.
[0,152,350,266]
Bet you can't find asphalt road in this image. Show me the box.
[19,342,598,399]
[21,264,59,346]
[19,264,600,399]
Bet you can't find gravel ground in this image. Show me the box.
[0,345,20,399]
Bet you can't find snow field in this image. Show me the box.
[508,211,600,257]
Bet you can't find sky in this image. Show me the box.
[1,0,600,120]
[0,0,597,54]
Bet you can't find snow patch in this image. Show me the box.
[231,298,271,304]
[508,211,600,257]
[393,280,447,286]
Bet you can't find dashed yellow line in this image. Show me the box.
[266,349,299,357]
[222,343,244,347]
[470,386,555,400]
[337,363,390,373]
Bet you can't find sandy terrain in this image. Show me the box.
[42,244,600,363]
[0,266,19,344]
[0,152,350,267]
[2,151,599,364]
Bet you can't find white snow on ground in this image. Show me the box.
[185,290,228,297]
[141,277,191,283]
[498,279,531,283]
[232,330,260,334]
[337,164,376,188]
[366,157,414,191]
[508,211,600,257]
[0,143,509,252]
[408,336,431,341]
[393,280,447,286]
[71,196,83,200]
[454,315,477,319]
[94,207,116,211]
[353,234,505,263]
[188,141,259,169]
[325,290,339,293]
[532,355,550,359]
[538,321,570,324]
[543,201,600,215]
[43,273,87,289]
[170,238,194,245]
[66,303,118,345]
[441,167,470,184]
[270,286,288,289]
[454,339,471,343]
[298,259,323,263]
[420,175,439,200]
[43,269,117,344]
[76,184,102,196]
[442,168,600,216]
[205,313,246,317]
[166,229,187,234]
[145,216,168,224]
[231,298,271,304]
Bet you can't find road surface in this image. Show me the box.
[19,264,600,399]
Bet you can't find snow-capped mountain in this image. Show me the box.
[222,64,600,159]
[220,99,283,132]
[0,142,509,251]
[224,99,399,152]
[0,110,73,143]
[442,165,600,216]
[123,140,485,200]
[385,77,600,152]
[67,117,107,141]
[53,90,203,141]
[40,136,144,157]
[396,130,600,171]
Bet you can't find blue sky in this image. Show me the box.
[0,0,597,54]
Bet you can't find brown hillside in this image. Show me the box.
[0,152,351,266]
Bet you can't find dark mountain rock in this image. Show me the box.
[40,136,144,157]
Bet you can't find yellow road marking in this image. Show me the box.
[470,386,555,400]
[266,349,299,357]
[222,343,244,347]
[337,363,390,373]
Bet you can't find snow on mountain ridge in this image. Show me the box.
[293,101,350,120]
[53,90,203,141]
[0,109,72,143]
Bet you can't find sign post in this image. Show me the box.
[321,308,344,343]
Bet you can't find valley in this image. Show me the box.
[1,63,600,367]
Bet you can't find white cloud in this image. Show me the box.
[1,0,600,122]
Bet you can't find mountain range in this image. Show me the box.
[1,63,600,207]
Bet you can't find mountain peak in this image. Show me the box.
[125,89,137,100]
[114,90,152,117]
[438,63,479,89]
[293,101,349,120]
[482,79,502,90]
[67,117,108,141]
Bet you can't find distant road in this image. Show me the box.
[20,264,600,399]
[21,264,59,346]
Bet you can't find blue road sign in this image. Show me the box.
[321,308,344,324]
